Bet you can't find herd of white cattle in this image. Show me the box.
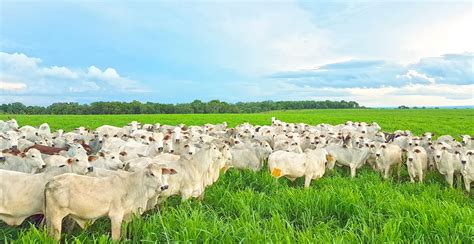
[0,118,473,240]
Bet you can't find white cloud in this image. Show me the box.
[0,52,40,71]
[40,66,79,79]
[0,81,27,91]
[86,65,136,89]
[0,52,147,103]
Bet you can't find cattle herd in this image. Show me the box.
[0,118,473,240]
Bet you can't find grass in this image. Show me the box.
[1,109,473,243]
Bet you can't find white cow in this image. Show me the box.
[0,149,45,173]
[434,146,462,187]
[373,143,403,180]
[326,144,371,178]
[45,163,175,241]
[0,119,19,132]
[89,152,125,170]
[268,148,329,187]
[460,150,473,192]
[0,165,70,226]
[230,141,272,171]
[160,144,220,201]
[405,146,428,183]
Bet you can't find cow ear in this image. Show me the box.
[88,155,98,162]
[119,151,127,156]
[162,168,178,175]
[402,148,407,152]
[184,144,189,148]
[414,149,421,153]
[67,158,73,164]
[454,151,460,155]
[468,151,473,155]
[442,146,447,150]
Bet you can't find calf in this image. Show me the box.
[373,143,403,180]
[434,146,462,187]
[405,146,428,183]
[460,150,473,192]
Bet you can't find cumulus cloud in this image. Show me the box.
[87,66,138,90]
[40,66,79,79]
[0,52,147,102]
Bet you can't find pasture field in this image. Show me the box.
[0,109,473,243]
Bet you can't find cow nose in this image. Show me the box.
[189,152,193,155]
[41,165,46,168]
[170,150,174,153]
[0,157,5,161]
[160,185,169,191]
[436,155,441,158]
[362,131,366,134]
[408,143,412,146]
[376,153,380,157]
[408,158,413,161]
[12,145,18,149]
[158,147,163,152]
[87,166,94,172]
[461,160,467,164]
[99,140,103,143]
[428,142,433,145]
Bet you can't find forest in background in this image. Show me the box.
[0,100,361,114]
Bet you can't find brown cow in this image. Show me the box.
[24,144,70,155]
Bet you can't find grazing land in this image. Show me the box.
[1,109,473,243]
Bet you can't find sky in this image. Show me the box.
[0,0,473,107]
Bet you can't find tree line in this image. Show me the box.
[0,100,361,115]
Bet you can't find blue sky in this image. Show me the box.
[0,0,472,107]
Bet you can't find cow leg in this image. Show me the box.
[109,213,124,241]
[446,172,454,188]
[48,212,66,241]
[455,173,462,189]
[408,169,415,183]
[464,178,471,193]
[418,170,423,184]
[350,164,357,178]
[396,162,402,181]
[383,166,391,180]
[304,174,312,188]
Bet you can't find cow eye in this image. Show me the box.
[111,156,115,159]
[32,155,35,157]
